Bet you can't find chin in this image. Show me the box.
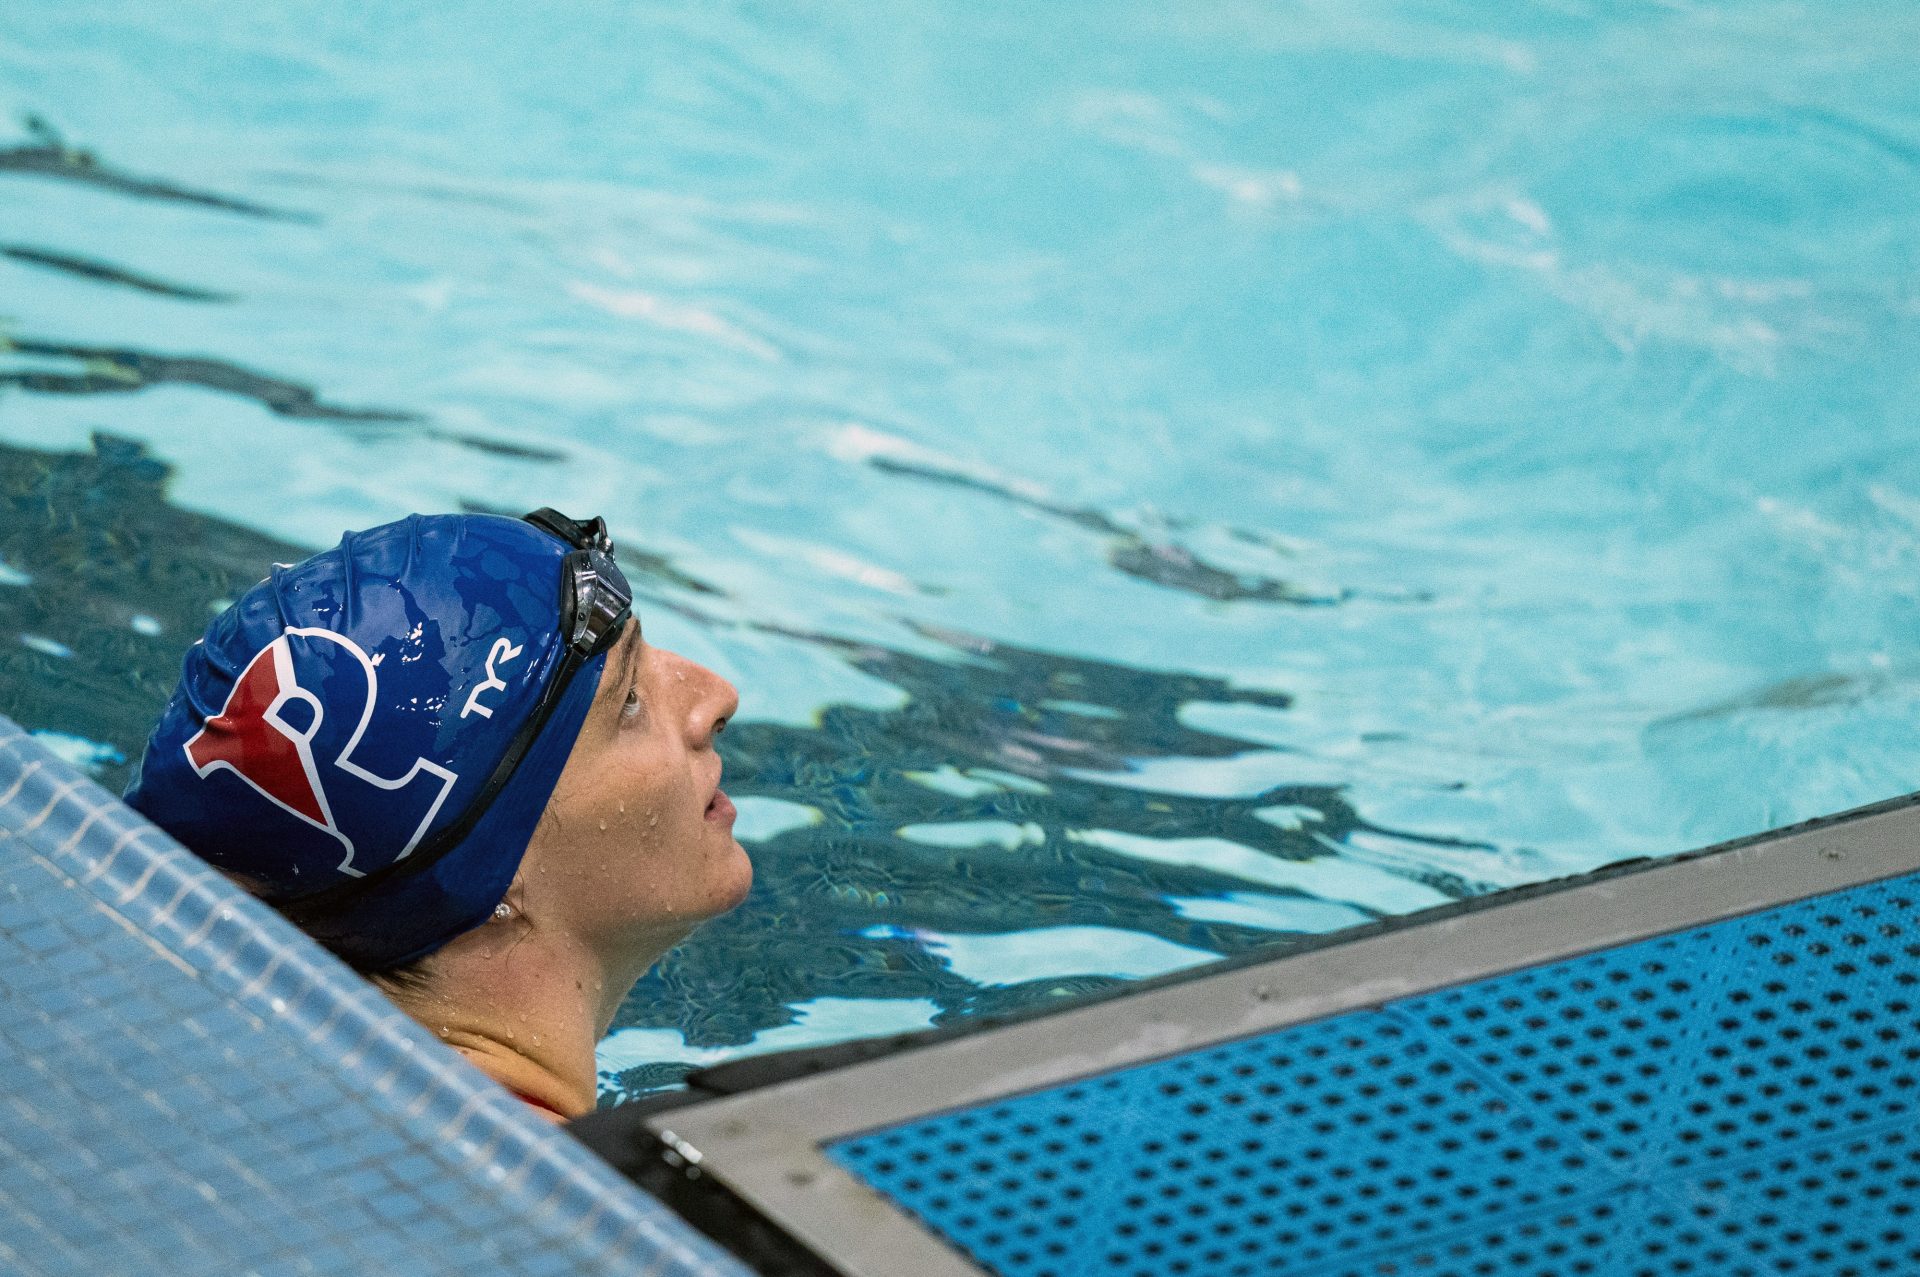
[710,842,755,914]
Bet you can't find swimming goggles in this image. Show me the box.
[281,507,633,934]
[524,507,635,663]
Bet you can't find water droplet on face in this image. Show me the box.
[648,812,658,826]
[598,821,607,831]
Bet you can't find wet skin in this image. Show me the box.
[519,617,751,972]
[393,617,747,1119]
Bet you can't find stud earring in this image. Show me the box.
[493,902,515,921]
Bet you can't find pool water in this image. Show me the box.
[2,1,1918,1104]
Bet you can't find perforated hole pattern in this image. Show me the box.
[830,871,1920,1277]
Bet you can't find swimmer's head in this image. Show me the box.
[125,510,747,972]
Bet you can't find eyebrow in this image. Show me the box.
[608,621,643,694]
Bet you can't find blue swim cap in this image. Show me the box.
[125,513,609,971]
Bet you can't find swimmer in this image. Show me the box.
[124,510,749,1121]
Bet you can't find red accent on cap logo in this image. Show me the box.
[185,638,331,829]
[182,628,458,877]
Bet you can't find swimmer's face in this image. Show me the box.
[517,620,750,959]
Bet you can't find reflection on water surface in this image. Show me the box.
[1,431,1480,1098]
[3,0,1918,1103]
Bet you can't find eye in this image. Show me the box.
[621,687,644,721]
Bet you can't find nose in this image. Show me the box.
[665,648,738,749]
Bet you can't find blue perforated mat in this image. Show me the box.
[829,871,1920,1277]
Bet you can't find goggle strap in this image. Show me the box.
[278,641,587,943]
[525,507,612,554]
[275,509,627,961]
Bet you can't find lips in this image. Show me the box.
[705,788,736,824]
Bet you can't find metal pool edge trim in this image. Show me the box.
[625,793,1920,1277]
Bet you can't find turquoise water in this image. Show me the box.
[2,2,1918,1102]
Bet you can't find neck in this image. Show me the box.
[382,918,682,1121]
